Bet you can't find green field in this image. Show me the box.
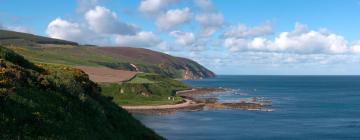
[101,73,189,106]
[8,46,127,66]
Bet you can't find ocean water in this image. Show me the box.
[135,76,360,140]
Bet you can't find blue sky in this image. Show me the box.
[1,0,360,75]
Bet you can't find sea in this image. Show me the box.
[135,76,360,140]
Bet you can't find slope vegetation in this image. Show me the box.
[0,29,77,45]
[0,30,215,79]
[0,46,163,139]
[101,73,190,106]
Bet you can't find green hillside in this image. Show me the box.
[101,73,190,106]
[0,30,215,79]
[0,29,77,46]
[0,46,163,139]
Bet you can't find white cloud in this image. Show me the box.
[157,41,172,51]
[0,22,32,33]
[223,22,273,38]
[85,6,138,35]
[46,6,144,45]
[193,0,224,37]
[114,31,162,48]
[194,0,214,11]
[351,41,360,54]
[44,0,360,71]
[196,12,224,36]
[46,18,87,42]
[261,53,358,65]
[76,0,99,13]
[170,31,195,46]
[224,23,355,54]
[223,38,247,52]
[136,0,223,52]
[5,26,32,33]
[273,30,349,54]
[138,0,179,14]
[156,8,191,31]
[291,22,309,36]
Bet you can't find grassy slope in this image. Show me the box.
[0,29,216,79]
[6,45,215,79]
[0,29,77,45]
[8,45,120,66]
[0,46,163,139]
[101,73,189,106]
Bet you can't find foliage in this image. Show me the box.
[0,46,41,71]
[0,29,215,79]
[101,73,189,106]
[0,46,163,140]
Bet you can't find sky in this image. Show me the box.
[1,0,360,75]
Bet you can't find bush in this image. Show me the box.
[0,46,163,139]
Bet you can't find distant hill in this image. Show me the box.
[0,46,163,139]
[0,29,77,45]
[0,30,215,79]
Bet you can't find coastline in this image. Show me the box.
[121,88,208,114]
[121,88,273,114]
[122,99,204,110]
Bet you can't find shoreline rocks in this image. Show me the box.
[124,88,273,115]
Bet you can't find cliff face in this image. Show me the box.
[175,58,216,80]
[0,30,215,79]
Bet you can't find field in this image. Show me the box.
[77,66,137,83]
[101,73,189,106]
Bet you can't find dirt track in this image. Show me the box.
[77,66,137,83]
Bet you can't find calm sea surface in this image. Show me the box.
[135,76,360,140]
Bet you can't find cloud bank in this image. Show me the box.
[223,22,359,55]
[41,0,360,73]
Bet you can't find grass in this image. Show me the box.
[8,46,123,66]
[1,30,215,79]
[0,29,77,45]
[4,44,214,79]
[1,88,162,139]
[127,73,156,84]
[0,46,164,139]
[7,46,188,78]
[101,83,183,106]
[101,73,189,106]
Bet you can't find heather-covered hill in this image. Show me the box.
[0,30,215,79]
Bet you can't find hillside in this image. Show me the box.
[101,73,190,106]
[0,29,77,46]
[0,46,163,139]
[0,30,215,79]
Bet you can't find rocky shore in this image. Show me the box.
[123,88,273,114]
